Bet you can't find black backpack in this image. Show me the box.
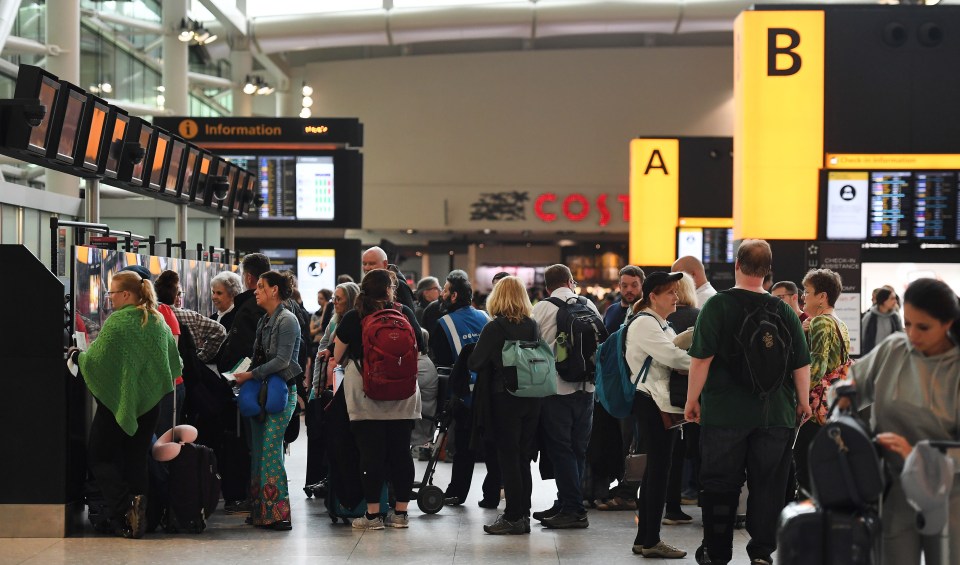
[547,296,609,383]
[724,290,793,397]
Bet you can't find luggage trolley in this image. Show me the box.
[412,367,454,514]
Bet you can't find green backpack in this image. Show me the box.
[497,318,558,398]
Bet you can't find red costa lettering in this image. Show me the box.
[597,194,610,227]
[535,193,557,222]
[562,194,589,221]
[618,194,630,221]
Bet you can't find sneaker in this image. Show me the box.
[640,540,687,559]
[352,514,385,530]
[122,495,147,539]
[750,558,772,565]
[477,498,499,509]
[595,496,637,511]
[385,511,409,529]
[444,496,462,506]
[541,511,589,529]
[523,516,531,534]
[532,504,561,522]
[483,514,526,535]
[224,500,252,514]
[662,510,694,525]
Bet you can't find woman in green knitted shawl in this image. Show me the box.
[73,270,181,539]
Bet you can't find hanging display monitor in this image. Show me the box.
[164,140,186,194]
[297,249,337,312]
[868,171,911,241]
[146,130,171,192]
[677,228,703,261]
[129,123,155,187]
[912,172,957,242]
[81,99,111,173]
[6,65,63,158]
[49,84,87,164]
[703,228,735,263]
[102,112,129,179]
[177,147,200,200]
[296,156,335,220]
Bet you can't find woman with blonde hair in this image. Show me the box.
[468,276,542,535]
[67,270,181,538]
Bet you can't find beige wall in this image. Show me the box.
[297,46,734,233]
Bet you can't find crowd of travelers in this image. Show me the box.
[65,241,959,565]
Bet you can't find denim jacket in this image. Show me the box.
[251,304,303,383]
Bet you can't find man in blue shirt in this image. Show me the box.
[430,270,501,508]
[602,266,645,334]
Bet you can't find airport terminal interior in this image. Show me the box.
[1,0,959,563]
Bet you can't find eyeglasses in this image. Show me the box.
[571,280,579,288]
[333,296,343,303]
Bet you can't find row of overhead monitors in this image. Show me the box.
[0,65,254,217]
[821,169,960,244]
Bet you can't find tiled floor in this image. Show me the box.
[0,420,759,564]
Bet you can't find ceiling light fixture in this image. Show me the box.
[178,18,194,42]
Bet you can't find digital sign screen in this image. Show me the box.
[703,228,735,264]
[297,249,337,312]
[868,171,911,240]
[27,78,59,154]
[826,171,869,240]
[164,140,185,194]
[913,172,956,242]
[130,124,154,186]
[148,132,170,191]
[54,89,86,163]
[296,156,335,220]
[82,102,109,170]
[103,113,128,178]
[178,148,200,199]
[257,155,297,219]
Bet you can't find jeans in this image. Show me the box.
[540,391,593,514]
[634,393,679,547]
[700,425,793,561]
[154,382,186,436]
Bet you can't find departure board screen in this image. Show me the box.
[913,172,957,242]
[869,172,911,240]
[703,228,735,263]
[296,156,335,220]
[256,156,297,219]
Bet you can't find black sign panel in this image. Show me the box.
[152,117,364,148]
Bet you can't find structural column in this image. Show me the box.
[162,0,189,115]
[230,47,253,117]
[44,0,79,198]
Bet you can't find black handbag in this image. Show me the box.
[807,390,884,510]
[668,370,687,409]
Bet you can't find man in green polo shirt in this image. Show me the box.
[684,239,811,565]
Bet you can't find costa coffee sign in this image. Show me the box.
[469,191,629,226]
[534,193,629,226]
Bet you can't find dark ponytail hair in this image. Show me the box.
[356,268,392,317]
[259,270,293,301]
[903,278,960,343]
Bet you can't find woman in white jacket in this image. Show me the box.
[626,271,692,559]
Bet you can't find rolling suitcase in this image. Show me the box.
[778,500,880,565]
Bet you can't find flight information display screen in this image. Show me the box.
[913,172,956,242]
[296,156,335,220]
[257,156,297,220]
[868,172,911,240]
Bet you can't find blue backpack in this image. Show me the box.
[594,313,656,418]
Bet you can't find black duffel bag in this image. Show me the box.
[807,386,885,510]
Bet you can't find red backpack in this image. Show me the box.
[358,305,418,401]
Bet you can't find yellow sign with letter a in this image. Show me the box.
[629,138,679,267]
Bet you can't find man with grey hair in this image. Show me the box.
[210,270,243,329]
[414,276,441,325]
[671,256,717,307]
[361,245,417,311]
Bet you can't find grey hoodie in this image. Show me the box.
[861,306,903,355]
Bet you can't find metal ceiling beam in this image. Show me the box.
[196,0,246,38]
